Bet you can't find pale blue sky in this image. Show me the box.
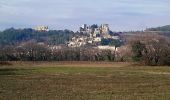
[0,0,170,31]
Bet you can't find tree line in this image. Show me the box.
[0,41,115,61]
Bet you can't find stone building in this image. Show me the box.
[35,26,49,31]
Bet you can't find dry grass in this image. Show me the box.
[3,61,133,68]
[0,62,170,100]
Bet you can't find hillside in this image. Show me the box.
[146,25,170,31]
[0,28,74,46]
[145,25,170,37]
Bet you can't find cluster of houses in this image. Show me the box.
[33,24,121,51]
[67,24,120,50]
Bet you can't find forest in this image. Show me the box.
[0,28,74,45]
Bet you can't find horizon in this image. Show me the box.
[0,24,168,32]
[0,0,170,31]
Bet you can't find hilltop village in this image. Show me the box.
[67,24,121,50]
[33,24,122,50]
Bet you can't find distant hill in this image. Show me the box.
[146,25,170,31]
[0,28,74,46]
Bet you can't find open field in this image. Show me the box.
[0,62,170,100]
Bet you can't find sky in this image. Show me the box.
[0,0,170,31]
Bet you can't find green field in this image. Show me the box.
[0,62,170,100]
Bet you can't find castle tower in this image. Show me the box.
[100,24,110,38]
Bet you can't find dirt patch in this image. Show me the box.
[0,61,12,66]
[145,71,170,75]
[39,61,132,67]
[3,61,133,68]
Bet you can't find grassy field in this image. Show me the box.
[0,62,170,100]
